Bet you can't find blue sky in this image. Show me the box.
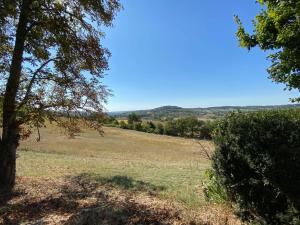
[102,0,297,112]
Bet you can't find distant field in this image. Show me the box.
[19,125,213,208]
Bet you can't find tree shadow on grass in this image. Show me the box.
[82,174,166,194]
[0,175,184,225]
[0,188,25,208]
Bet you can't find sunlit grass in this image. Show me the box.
[18,126,212,208]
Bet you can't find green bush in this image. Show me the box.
[198,120,217,140]
[142,121,156,133]
[154,123,164,134]
[212,110,300,224]
[113,120,119,126]
[127,123,134,130]
[119,121,128,129]
[103,116,117,124]
[128,113,141,124]
[133,122,143,131]
[164,120,178,136]
[202,169,228,204]
[183,117,203,138]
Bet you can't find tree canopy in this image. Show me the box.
[0,0,121,191]
[235,0,300,101]
[0,0,121,132]
[127,113,141,124]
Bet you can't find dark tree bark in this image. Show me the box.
[0,0,31,192]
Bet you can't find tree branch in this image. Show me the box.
[17,57,59,110]
[25,21,39,35]
[198,141,213,160]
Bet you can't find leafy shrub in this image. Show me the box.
[202,169,228,204]
[212,110,300,224]
[175,119,188,136]
[103,116,117,124]
[102,115,120,127]
[127,123,134,130]
[164,120,178,136]
[128,113,141,124]
[154,123,164,134]
[184,117,203,138]
[119,121,128,129]
[198,120,217,139]
[142,121,156,133]
[133,122,143,131]
[113,120,119,126]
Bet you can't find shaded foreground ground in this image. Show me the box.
[1,176,241,225]
[1,126,242,224]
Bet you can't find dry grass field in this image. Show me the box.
[19,126,212,207]
[1,125,242,224]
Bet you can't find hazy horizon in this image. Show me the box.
[106,102,299,113]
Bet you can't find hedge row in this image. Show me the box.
[103,114,216,139]
[211,109,300,224]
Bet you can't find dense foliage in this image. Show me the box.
[236,0,300,101]
[103,114,217,139]
[127,113,142,125]
[212,110,300,224]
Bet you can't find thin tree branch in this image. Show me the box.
[25,21,39,35]
[198,141,213,160]
[17,57,59,110]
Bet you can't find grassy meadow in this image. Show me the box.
[1,124,244,225]
[19,125,213,208]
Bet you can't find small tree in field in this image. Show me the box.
[0,0,121,192]
[127,113,141,124]
[236,0,300,101]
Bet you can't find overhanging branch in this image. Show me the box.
[17,57,59,110]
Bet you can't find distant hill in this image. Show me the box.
[109,104,300,120]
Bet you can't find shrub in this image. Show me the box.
[185,117,203,138]
[147,121,156,130]
[198,120,217,140]
[103,115,117,124]
[202,169,228,204]
[113,120,119,126]
[212,110,300,224]
[154,123,164,135]
[142,121,156,133]
[175,118,188,136]
[133,122,143,131]
[164,120,177,136]
[119,121,128,129]
[128,113,141,124]
[127,123,134,130]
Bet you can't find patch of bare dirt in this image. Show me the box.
[0,176,242,225]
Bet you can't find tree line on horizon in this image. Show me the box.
[103,113,216,140]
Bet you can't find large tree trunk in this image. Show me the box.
[0,133,19,192]
[0,0,31,192]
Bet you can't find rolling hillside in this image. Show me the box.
[109,104,300,120]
